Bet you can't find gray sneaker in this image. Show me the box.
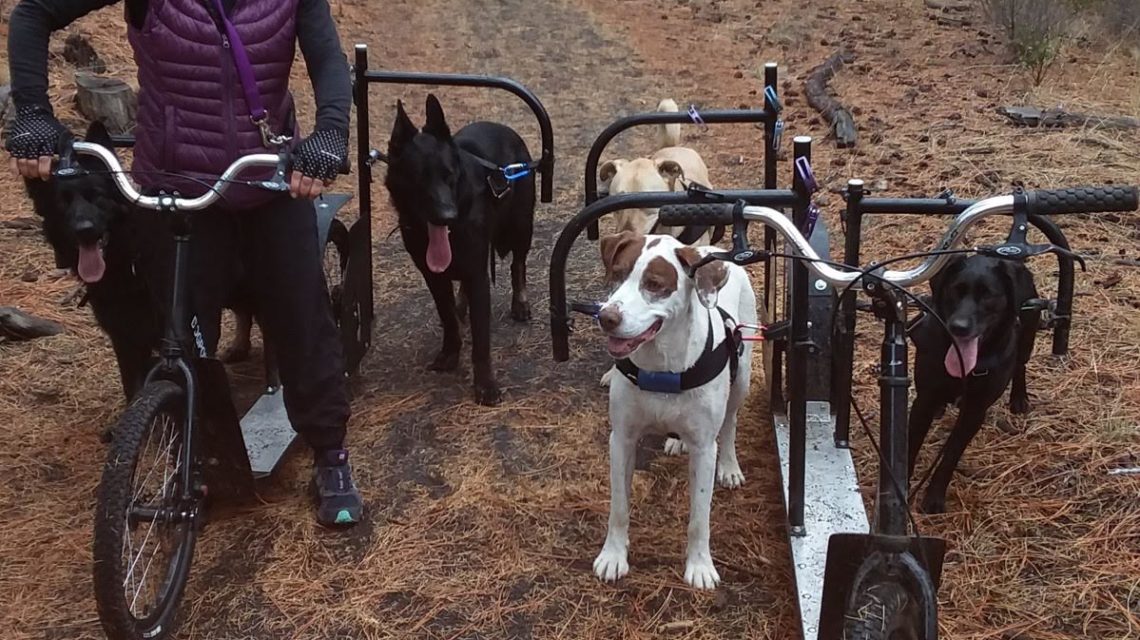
[311,449,363,526]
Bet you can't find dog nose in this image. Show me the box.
[73,219,99,243]
[948,317,974,337]
[598,305,622,333]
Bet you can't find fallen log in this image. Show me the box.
[0,307,65,341]
[805,48,858,148]
[75,72,136,135]
[924,0,971,10]
[997,105,1140,131]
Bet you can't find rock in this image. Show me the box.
[0,307,65,341]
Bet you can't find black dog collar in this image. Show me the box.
[615,308,740,394]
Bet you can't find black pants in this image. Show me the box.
[187,195,349,451]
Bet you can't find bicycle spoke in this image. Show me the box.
[123,410,183,618]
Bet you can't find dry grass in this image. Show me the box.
[1,0,1138,639]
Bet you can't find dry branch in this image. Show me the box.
[998,106,1140,131]
[0,306,64,341]
[805,48,858,148]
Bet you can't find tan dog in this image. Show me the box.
[598,99,714,244]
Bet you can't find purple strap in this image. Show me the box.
[208,0,267,123]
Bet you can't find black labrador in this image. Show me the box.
[907,255,1040,513]
[384,94,535,406]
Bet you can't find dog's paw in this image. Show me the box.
[683,555,720,590]
[511,299,531,323]
[474,382,503,406]
[717,459,745,489]
[663,437,688,456]
[218,342,251,364]
[1009,395,1030,415]
[428,349,461,372]
[920,492,947,515]
[599,366,615,387]
[593,544,630,583]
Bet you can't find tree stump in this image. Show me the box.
[75,73,136,135]
[805,49,858,148]
[0,307,65,342]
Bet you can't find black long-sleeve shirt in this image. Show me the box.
[7,0,351,135]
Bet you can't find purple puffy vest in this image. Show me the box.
[127,0,299,209]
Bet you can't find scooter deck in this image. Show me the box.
[239,387,299,479]
[772,401,869,640]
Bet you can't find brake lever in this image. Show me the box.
[252,152,293,193]
[52,141,84,179]
[975,243,1088,271]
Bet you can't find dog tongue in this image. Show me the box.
[945,336,979,378]
[77,244,106,283]
[426,224,452,273]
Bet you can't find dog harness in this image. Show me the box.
[462,150,541,199]
[615,307,742,394]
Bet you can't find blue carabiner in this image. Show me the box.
[765,86,783,113]
[502,163,531,182]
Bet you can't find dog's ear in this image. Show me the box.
[656,159,685,190]
[676,246,729,308]
[389,100,418,155]
[84,121,113,147]
[598,159,625,190]
[424,93,451,140]
[929,254,965,313]
[600,229,643,286]
[994,259,1029,317]
[79,121,117,170]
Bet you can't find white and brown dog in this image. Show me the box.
[599,98,714,243]
[592,230,756,590]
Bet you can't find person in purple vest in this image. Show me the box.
[5,0,364,528]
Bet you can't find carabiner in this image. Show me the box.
[502,163,531,182]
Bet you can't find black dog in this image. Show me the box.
[907,255,1040,513]
[25,122,264,400]
[384,94,535,406]
[24,122,162,399]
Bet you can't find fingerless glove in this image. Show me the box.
[4,105,68,159]
[292,128,348,182]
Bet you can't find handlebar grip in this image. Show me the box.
[1025,186,1139,216]
[657,203,736,227]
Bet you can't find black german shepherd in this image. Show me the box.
[384,94,535,406]
[907,255,1040,513]
[24,122,162,399]
[24,122,266,402]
